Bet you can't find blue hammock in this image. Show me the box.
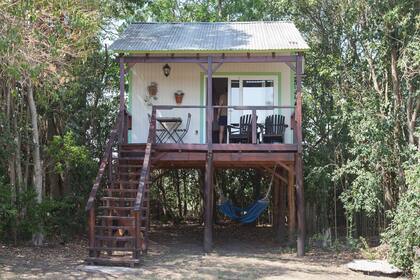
[218,199,269,224]
[216,165,277,224]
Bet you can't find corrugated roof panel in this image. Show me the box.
[110,22,309,53]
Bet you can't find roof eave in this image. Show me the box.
[109,48,310,54]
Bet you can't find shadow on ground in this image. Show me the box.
[0,224,407,280]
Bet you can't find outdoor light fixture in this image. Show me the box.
[163,64,171,77]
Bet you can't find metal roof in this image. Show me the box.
[109,22,309,53]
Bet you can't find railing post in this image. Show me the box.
[151,107,157,144]
[134,211,140,258]
[88,207,95,256]
[252,109,257,144]
[123,110,128,144]
[118,55,125,145]
[108,152,112,186]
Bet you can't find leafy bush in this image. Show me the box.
[383,150,420,272]
[0,177,18,239]
[0,182,86,243]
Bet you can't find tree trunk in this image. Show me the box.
[183,171,187,217]
[27,79,43,203]
[406,82,419,148]
[217,0,222,18]
[27,78,44,246]
[14,108,23,192]
[175,170,182,219]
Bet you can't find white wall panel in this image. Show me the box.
[130,62,294,144]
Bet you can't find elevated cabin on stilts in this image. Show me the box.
[85,21,309,266]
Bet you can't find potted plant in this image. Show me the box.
[174,90,184,104]
[147,82,158,96]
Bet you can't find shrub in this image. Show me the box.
[383,150,420,272]
[0,183,86,243]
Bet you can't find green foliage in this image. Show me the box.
[0,180,85,242]
[0,178,18,239]
[383,150,420,272]
[48,131,90,173]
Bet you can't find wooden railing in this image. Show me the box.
[85,108,129,254]
[133,107,156,252]
[153,105,296,145]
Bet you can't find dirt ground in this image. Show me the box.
[0,224,408,279]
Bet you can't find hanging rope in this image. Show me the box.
[263,164,277,200]
[217,164,278,224]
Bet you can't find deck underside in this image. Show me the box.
[124,143,297,168]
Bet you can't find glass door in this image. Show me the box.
[228,78,275,124]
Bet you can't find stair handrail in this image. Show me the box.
[133,107,156,212]
[85,108,125,211]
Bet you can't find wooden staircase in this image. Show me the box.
[85,109,156,267]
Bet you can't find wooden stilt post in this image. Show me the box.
[288,166,296,244]
[204,152,213,252]
[272,177,279,232]
[119,55,125,111]
[204,56,214,252]
[295,53,305,257]
[118,55,125,145]
[277,168,288,242]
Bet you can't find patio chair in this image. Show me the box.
[174,113,192,143]
[262,114,288,143]
[228,114,257,143]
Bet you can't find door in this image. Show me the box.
[212,78,228,142]
[228,78,275,124]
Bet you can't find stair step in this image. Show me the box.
[118,164,143,168]
[98,201,149,208]
[117,157,145,161]
[98,206,134,210]
[118,172,141,176]
[119,148,145,152]
[86,257,140,267]
[89,246,139,252]
[100,197,136,201]
[105,188,138,193]
[96,216,134,220]
[95,235,135,241]
[95,225,136,230]
[115,180,141,185]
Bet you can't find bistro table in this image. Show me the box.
[156,117,183,143]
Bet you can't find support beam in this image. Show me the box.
[204,56,214,252]
[274,178,286,243]
[285,61,296,72]
[198,63,207,72]
[212,62,224,72]
[295,53,305,257]
[288,167,296,244]
[206,56,213,145]
[204,152,214,252]
[262,166,288,185]
[121,55,297,64]
[119,55,125,111]
[119,56,126,144]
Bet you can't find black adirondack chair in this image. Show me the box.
[228,114,257,143]
[262,114,288,143]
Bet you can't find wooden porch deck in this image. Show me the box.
[123,143,297,168]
